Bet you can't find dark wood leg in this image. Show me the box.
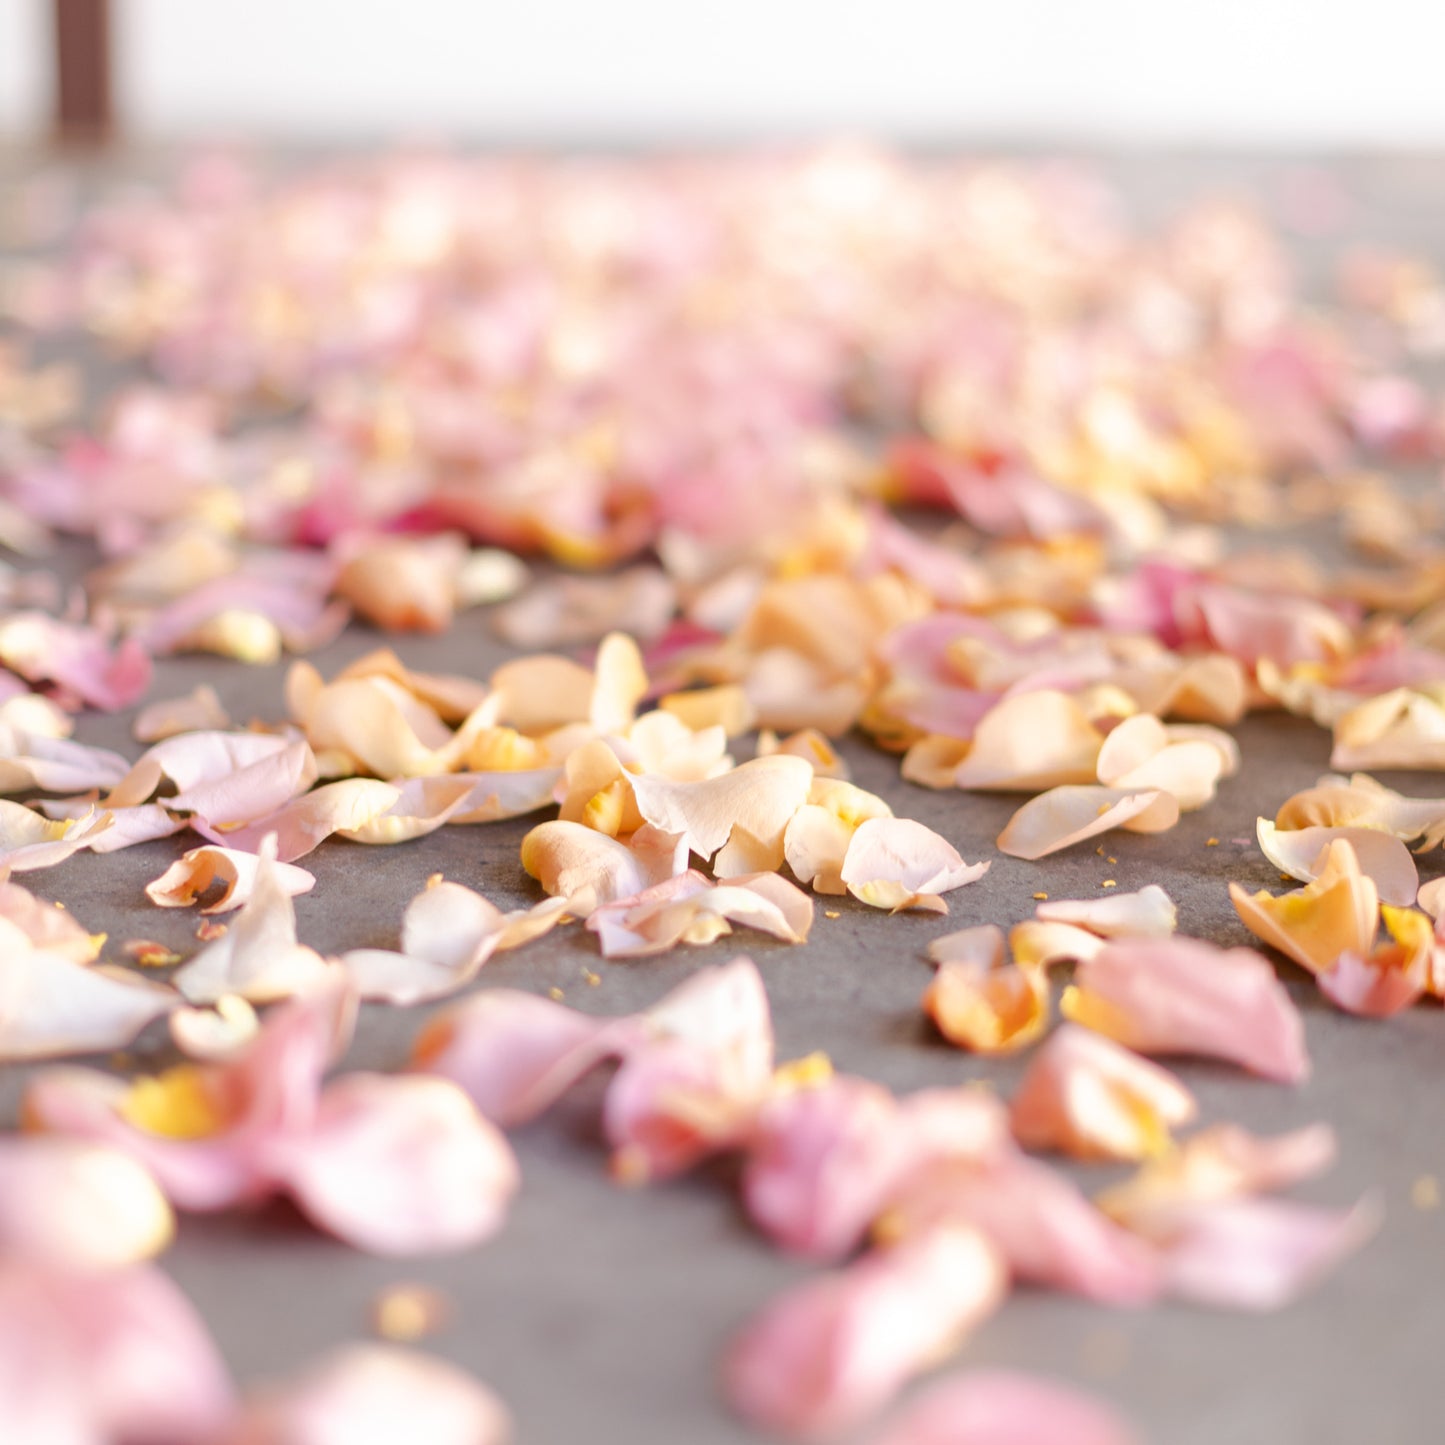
[53,0,113,144]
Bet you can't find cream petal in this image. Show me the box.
[997,786,1179,861]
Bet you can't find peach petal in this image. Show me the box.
[1229,837,1379,976]
[840,817,989,911]
[725,1226,1007,1440]
[334,774,475,845]
[268,1073,518,1255]
[1097,1122,1339,1223]
[521,819,688,916]
[228,1343,510,1445]
[133,684,231,742]
[1008,1024,1197,1162]
[1418,875,1445,919]
[757,727,851,779]
[293,673,454,778]
[146,845,317,914]
[333,649,488,722]
[334,533,467,633]
[1331,687,1445,770]
[997,786,1179,861]
[924,960,1049,1055]
[1274,772,1445,840]
[171,839,336,1004]
[411,990,631,1126]
[1007,920,1107,970]
[1256,818,1418,907]
[445,767,563,822]
[1035,885,1178,938]
[884,1154,1162,1304]
[41,798,187,853]
[870,1369,1140,1445]
[0,1137,174,1268]
[926,924,1006,970]
[1062,937,1309,1083]
[1095,714,1234,810]
[630,754,814,873]
[169,995,260,1061]
[1146,1196,1380,1311]
[0,879,103,962]
[783,778,893,894]
[951,690,1103,791]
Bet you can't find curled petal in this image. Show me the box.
[1331,688,1445,771]
[840,817,989,912]
[0,733,130,795]
[630,754,814,874]
[783,779,893,895]
[334,533,467,633]
[170,995,260,1061]
[883,1154,1160,1304]
[1062,937,1309,1083]
[334,775,475,845]
[0,878,104,962]
[1276,771,1445,844]
[870,1369,1140,1445]
[1008,1025,1197,1162]
[1095,714,1230,811]
[0,800,114,871]
[1097,1122,1338,1223]
[1418,875,1445,919]
[0,1138,174,1268]
[1007,920,1106,970]
[1143,1196,1380,1311]
[154,735,317,828]
[292,673,453,779]
[133,684,231,742]
[1316,904,1431,1017]
[1256,818,1418,908]
[196,778,404,860]
[926,925,1006,970]
[146,845,317,915]
[171,839,335,1004]
[412,990,629,1126]
[267,1073,518,1255]
[725,1227,1007,1440]
[924,960,1049,1055]
[952,691,1102,791]
[522,819,688,916]
[1229,837,1379,975]
[1035,884,1178,938]
[230,1343,511,1445]
[997,786,1179,861]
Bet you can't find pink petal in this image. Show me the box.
[889,1153,1162,1305]
[412,989,630,1126]
[1034,885,1177,938]
[725,1226,1007,1439]
[1256,819,1419,907]
[951,690,1103,791]
[0,732,131,794]
[1317,948,1425,1017]
[195,778,404,860]
[270,1073,518,1255]
[0,1138,174,1269]
[133,684,231,742]
[0,612,152,711]
[1147,1196,1380,1311]
[869,1368,1140,1445]
[1063,937,1310,1083]
[1009,1024,1197,1162]
[228,1343,510,1445]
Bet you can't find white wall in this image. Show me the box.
[0,0,46,138]
[4,0,1445,146]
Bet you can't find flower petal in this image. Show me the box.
[952,691,1103,791]
[1034,885,1178,938]
[146,845,317,915]
[1256,818,1418,908]
[997,786,1179,861]
[840,817,989,912]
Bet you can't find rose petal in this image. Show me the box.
[840,817,989,912]
[869,1369,1140,1445]
[195,778,403,860]
[924,960,1049,1055]
[952,691,1103,791]
[1009,1024,1197,1162]
[133,685,231,742]
[146,845,317,915]
[725,1226,1007,1439]
[997,786,1180,861]
[1256,818,1418,907]
[1062,937,1309,1083]
[521,819,688,915]
[1035,885,1178,938]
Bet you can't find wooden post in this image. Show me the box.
[53,0,114,144]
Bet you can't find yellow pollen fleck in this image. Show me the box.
[773,1052,834,1093]
[1033,892,1049,901]
[582,968,601,987]
[1206,837,1220,847]
[425,873,445,889]
[547,987,565,1002]
[1107,857,1117,865]
[371,1284,451,1343]
[824,910,841,919]
[1096,845,1106,855]
[1413,1175,1440,1211]
[1102,880,1117,888]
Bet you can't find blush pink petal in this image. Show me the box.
[0,1137,174,1269]
[0,878,103,961]
[0,732,131,795]
[133,684,231,742]
[0,799,114,871]
[195,778,404,860]
[445,767,563,822]
[0,1261,236,1445]
[886,1153,1162,1305]
[1316,948,1425,1017]
[1063,937,1310,1083]
[1008,1024,1197,1162]
[226,1343,511,1445]
[869,1368,1140,1445]
[997,786,1180,861]
[334,774,476,845]
[0,612,152,711]
[725,1226,1007,1440]
[839,817,989,911]
[1146,1196,1380,1311]
[521,818,689,915]
[951,691,1103,791]
[40,799,187,852]
[265,1073,518,1255]
[411,990,632,1126]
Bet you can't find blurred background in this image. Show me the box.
[4,0,1445,148]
